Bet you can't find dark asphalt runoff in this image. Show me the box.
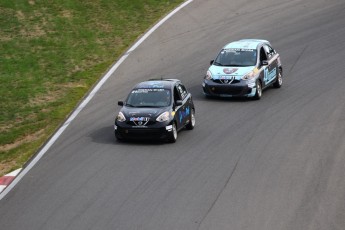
[1,0,345,229]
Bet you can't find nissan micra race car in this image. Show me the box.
[115,79,195,143]
[202,39,283,99]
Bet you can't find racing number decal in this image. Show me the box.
[264,68,268,84]
[264,66,277,85]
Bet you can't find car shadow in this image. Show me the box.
[187,84,250,103]
[89,125,165,146]
[89,126,115,145]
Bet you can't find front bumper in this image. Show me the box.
[114,121,173,140]
[202,79,256,97]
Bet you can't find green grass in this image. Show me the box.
[0,0,184,176]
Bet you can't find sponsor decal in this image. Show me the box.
[223,68,238,74]
[132,88,164,94]
[225,48,255,52]
[220,75,236,84]
[130,117,149,121]
[130,117,149,126]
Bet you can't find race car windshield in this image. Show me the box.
[126,88,171,107]
[214,48,257,67]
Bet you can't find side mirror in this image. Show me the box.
[118,101,124,106]
[261,60,269,66]
[210,60,214,65]
[175,100,183,106]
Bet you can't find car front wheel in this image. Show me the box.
[253,80,262,100]
[273,69,283,88]
[185,109,195,130]
[115,132,124,142]
[167,122,177,143]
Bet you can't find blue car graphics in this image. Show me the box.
[179,107,190,123]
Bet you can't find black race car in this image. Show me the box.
[114,79,195,143]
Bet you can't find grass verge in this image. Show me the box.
[0,0,184,176]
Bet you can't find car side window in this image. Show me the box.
[175,84,188,100]
[176,83,188,100]
[263,45,275,60]
[260,47,267,63]
[174,86,182,102]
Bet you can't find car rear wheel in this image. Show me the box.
[273,69,283,88]
[167,122,177,143]
[253,80,262,100]
[185,109,195,130]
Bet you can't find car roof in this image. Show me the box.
[223,39,271,50]
[133,79,180,90]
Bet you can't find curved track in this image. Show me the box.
[1,0,345,229]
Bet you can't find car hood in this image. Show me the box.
[121,107,168,119]
[208,65,256,80]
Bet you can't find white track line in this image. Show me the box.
[0,0,193,200]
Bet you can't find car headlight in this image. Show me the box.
[116,112,126,122]
[205,70,213,80]
[242,71,255,80]
[156,111,170,122]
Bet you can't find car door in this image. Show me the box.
[173,83,189,129]
[258,46,268,86]
[173,85,184,130]
[178,83,193,125]
[262,44,278,87]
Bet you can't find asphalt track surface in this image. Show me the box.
[1,0,345,229]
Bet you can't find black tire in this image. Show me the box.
[253,80,262,100]
[167,122,177,143]
[115,132,124,142]
[205,94,215,99]
[185,109,195,130]
[273,68,283,88]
